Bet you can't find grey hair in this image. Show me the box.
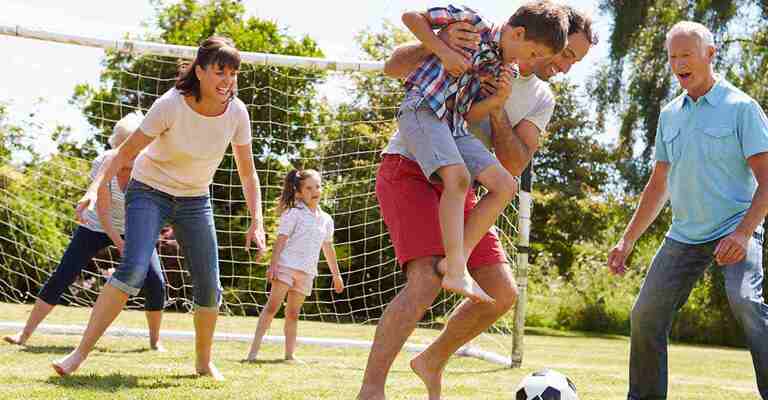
[108,111,143,148]
[665,21,715,51]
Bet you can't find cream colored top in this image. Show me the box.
[133,88,252,196]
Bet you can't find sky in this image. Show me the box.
[0,0,613,154]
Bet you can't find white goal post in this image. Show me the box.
[0,24,533,368]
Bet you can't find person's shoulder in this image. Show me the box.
[321,209,333,221]
[720,80,760,109]
[281,207,297,218]
[228,96,249,117]
[532,78,555,106]
[660,92,686,115]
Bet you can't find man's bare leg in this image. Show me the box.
[411,263,517,400]
[356,256,443,400]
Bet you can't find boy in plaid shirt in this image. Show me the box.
[397,2,568,302]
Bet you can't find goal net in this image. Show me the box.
[0,25,532,367]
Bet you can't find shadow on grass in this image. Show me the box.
[114,347,152,354]
[47,372,189,391]
[239,358,321,366]
[20,345,76,355]
[240,358,287,365]
[47,372,231,391]
[524,327,628,341]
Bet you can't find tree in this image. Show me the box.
[592,0,747,193]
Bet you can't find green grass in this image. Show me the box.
[0,302,760,399]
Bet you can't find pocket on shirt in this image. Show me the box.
[661,128,682,162]
[702,127,741,161]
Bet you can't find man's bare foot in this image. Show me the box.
[52,351,84,376]
[196,362,225,381]
[437,259,494,303]
[356,386,386,400]
[410,352,445,400]
[3,332,28,346]
[150,342,167,352]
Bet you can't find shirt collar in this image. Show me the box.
[491,24,502,46]
[295,200,321,215]
[683,75,726,108]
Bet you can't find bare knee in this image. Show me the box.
[438,165,471,194]
[485,169,517,202]
[401,257,442,311]
[284,307,301,321]
[264,300,282,317]
[494,282,518,313]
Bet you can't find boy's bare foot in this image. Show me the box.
[3,332,28,346]
[52,351,84,376]
[436,258,494,303]
[196,362,225,381]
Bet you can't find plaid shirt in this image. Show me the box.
[404,5,519,137]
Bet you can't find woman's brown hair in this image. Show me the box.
[175,36,241,102]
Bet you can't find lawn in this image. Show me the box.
[0,302,759,399]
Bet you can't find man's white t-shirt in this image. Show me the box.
[384,73,555,157]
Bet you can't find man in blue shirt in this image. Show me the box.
[608,21,768,399]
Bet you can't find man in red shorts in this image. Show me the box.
[357,6,597,400]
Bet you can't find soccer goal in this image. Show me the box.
[0,24,533,368]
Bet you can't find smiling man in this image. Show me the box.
[607,21,768,400]
[357,6,596,400]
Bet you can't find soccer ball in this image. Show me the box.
[515,369,578,400]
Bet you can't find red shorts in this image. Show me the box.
[376,154,508,270]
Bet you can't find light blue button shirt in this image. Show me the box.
[654,78,768,244]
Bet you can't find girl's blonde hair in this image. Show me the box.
[108,111,144,148]
[277,169,321,215]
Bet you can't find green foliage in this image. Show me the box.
[593,0,752,193]
[0,156,88,301]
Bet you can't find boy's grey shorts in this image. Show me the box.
[396,92,499,182]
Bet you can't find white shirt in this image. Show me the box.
[384,73,555,156]
[81,152,126,234]
[276,202,334,276]
[134,88,252,197]
[467,73,555,148]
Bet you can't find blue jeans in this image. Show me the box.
[629,234,768,399]
[38,225,165,311]
[110,179,221,311]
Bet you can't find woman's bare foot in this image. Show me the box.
[52,351,85,376]
[3,332,28,346]
[436,258,494,303]
[196,362,225,381]
[150,342,167,352]
[284,356,307,365]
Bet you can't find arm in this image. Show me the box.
[607,161,671,274]
[267,234,289,281]
[384,43,433,79]
[76,131,154,222]
[714,152,768,265]
[401,11,471,77]
[94,153,124,253]
[492,113,540,176]
[322,241,344,293]
[465,66,516,123]
[384,22,480,79]
[232,143,266,256]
